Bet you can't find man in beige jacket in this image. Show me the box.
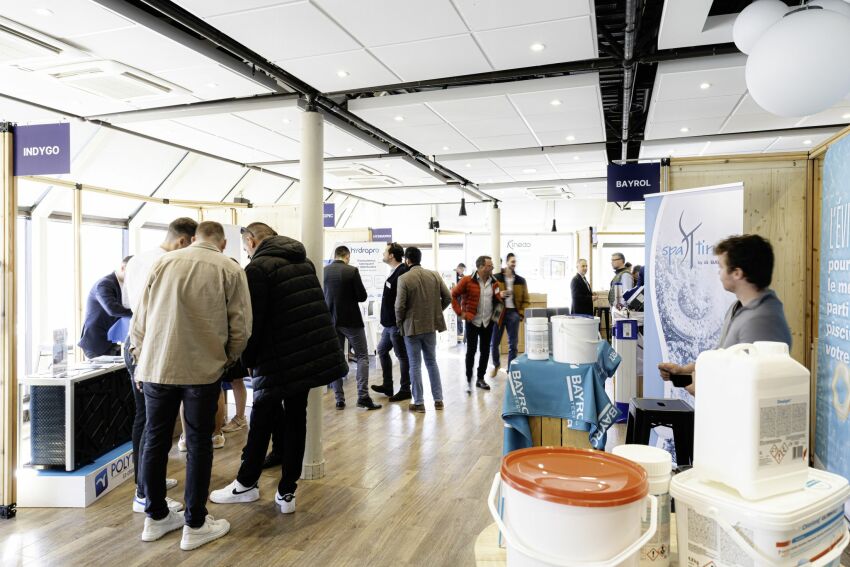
[395,246,451,413]
[131,221,251,551]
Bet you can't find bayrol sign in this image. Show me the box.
[13,122,71,176]
[607,163,660,202]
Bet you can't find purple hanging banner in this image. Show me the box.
[607,163,659,202]
[323,203,335,227]
[371,228,392,242]
[14,123,71,176]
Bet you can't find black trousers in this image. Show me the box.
[123,344,146,499]
[465,322,494,380]
[237,385,309,497]
[142,380,220,528]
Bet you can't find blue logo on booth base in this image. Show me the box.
[94,468,109,497]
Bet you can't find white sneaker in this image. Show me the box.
[180,515,230,551]
[141,509,184,542]
[275,492,296,514]
[166,478,178,491]
[133,495,184,514]
[212,434,225,449]
[177,435,187,452]
[209,479,259,504]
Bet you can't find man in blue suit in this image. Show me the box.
[78,256,133,359]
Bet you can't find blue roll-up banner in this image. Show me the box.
[13,122,71,176]
[323,203,335,228]
[643,183,743,400]
[815,134,850,507]
[607,163,660,202]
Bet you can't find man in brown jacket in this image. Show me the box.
[395,246,451,413]
[131,221,252,551]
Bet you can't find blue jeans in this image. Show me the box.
[491,309,521,370]
[404,333,443,405]
[330,325,370,402]
[377,326,410,393]
[142,380,220,528]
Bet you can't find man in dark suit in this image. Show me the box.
[78,256,133,359]
[371,242,411,402]
[570,258,595,316]
[324,245,382,411]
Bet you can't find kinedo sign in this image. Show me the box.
[13,123,71,176]
[607,162,660,202]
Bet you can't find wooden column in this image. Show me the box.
[1,124,18,514]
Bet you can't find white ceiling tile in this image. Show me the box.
[721,113,801,134]
[654,66,747,101]
[171,0,299,18]
[767,131,838,152]
[702,137,778,156]
[0,0,134,39]
[489,154,552,168]
[650,95,743,123]
[645,117,727,140]
[74,26,215,73]
[381,124,479,155]
[372,34,491,82]
[658,0,734,50]
[313,0,468,47]
[453,117,530,138]
[429,96,518,122]
[510,85,600,116]
[639,140,710,159]
[501,165,558,180]
[546,146,608,165]
[536,128,605,146]
[524,112,603,134]
[157,65,274,100]
[475,17,597,70]
[177,115,302,160]
[453,0,591,31]
[797,104,850,128]
[472,133,539,151]
[277,49,399,92]
[208,1,359,61]
[554,163,607,178]
[355,103,444,128]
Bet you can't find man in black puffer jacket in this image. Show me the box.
[210,222,347,514]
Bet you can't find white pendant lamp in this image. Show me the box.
[809,0,850,18]
[746,6,850,117]
[733,0,788,54]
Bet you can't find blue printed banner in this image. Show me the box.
[815,134,850,497]
[14,122,71,176]
[607,163,660,202]
[323,203,335,228]
[371,228,392,242]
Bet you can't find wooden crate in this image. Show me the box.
[528,416,593,450]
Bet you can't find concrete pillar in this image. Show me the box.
[299,107,325,480]
[490,202,501,274]
[72,184,83,362]
[431,206,439,271]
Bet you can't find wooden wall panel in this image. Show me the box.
[668,156,810,366]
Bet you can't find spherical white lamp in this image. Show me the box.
[746,7,850,117]
[809,0,850,18]
[733,0,789,54]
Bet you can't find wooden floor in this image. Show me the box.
[0,344,505,567]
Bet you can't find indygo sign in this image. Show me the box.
[607,162,660,202]
[13,122,71,176]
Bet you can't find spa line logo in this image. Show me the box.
[678,211,703,269]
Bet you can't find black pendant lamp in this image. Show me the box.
[459,197,467,216]
[551,201,558,232]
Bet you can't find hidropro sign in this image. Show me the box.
[13,123,71,176]
[607,163,660,202]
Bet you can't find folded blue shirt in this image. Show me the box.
[502,341,621,453]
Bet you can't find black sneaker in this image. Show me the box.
[388,390,412,402]
[356,397,382,410]
[336,401,346,410]
[371,385,392,397]
[262,452,282,469]
[476,379,491,391]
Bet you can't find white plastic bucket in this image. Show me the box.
[526,318,549,361]
[694,341,810,500]
[489,447,658,567]
[670,467,850,567]
[551,316,599,364]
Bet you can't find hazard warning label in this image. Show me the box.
[759,395,807,469]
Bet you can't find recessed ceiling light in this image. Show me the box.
[282,118,291,125]
[550,99,562,107]
[573,156,581,161]
[442,146,449,151]
[803,139,812,146]
[337,70,350,78]
[465,163,472,168]
[522,168,537,174]
[530,43,546,52]
[34,7,54,16]
[565,135,575,142]
[206,82,219,88]
[680,127,690,133]
[394,115,404,122]
[345,147,352,152]
[843,113,850,120]
[700,82,711,90]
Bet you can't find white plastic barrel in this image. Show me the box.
[612,445,673,567]
[694,341,810,500]
[670,467,850,567]
[489,447,658,567]
[551,316,599,364]
[525,318,549,361]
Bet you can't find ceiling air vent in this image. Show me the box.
[326,163,380,178]
[349,176,402,187]
[41,60,188,100]
[526,186,567,200]
[0,18,81,65]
